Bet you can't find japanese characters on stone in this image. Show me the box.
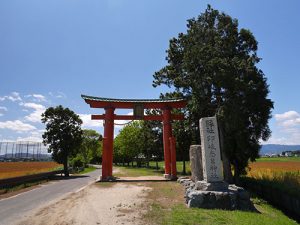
[200,117,224,182]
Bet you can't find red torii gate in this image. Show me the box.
[81,95,187,181]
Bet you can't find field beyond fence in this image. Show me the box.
[0,162,62,179]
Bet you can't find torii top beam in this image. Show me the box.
[81,95,187,109]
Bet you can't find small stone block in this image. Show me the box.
[164,174,172,180]
[195,181,229,191]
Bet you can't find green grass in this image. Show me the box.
[112,165,298,224]
[256,157,300,162]
[148,161,191,174]
[114,166,163,177]
[143,181,298,225]
[78,166,97,174]
[157,203,298,225]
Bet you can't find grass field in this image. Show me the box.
[0,162,62,179]
[246,157,300,199]
[113,166,298,225]
[148,161,191,174]
[256,156,300,162]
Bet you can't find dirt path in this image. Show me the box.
[17,178,155,225]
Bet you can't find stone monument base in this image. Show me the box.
[164,174,172,180]
[178,178,255,211]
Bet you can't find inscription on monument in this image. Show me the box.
[200,116,223,182]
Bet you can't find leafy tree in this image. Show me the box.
[140,119,163,167]
[114,121,160,167]
[153,5,273,182]
[41,105,83,176]
[114,121,144,165]
[79,129,102,165]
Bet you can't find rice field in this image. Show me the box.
[246,158,300,197]
[0,162,62,179]
[248,160,300,177]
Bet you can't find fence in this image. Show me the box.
[0,170,64,189]
[0,141,50,161]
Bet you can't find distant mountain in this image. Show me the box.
[260,144,300,155]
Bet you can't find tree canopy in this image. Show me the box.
[41,105,83,176]
[114,120,162,167]
[80,129,102,165]
[153,5,273,182]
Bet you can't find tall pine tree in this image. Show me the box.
[153,5,273,182]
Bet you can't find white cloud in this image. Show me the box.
[0,106,8,111]
[49,91,66,99]
[21,102,46,123]
[79,114,103,128]
[274,111,300,121]
[22,102,45,111]
[16,130,45,142]
[16,136,42,142]
[274,110,300,128]
[0,92,22,102]
[264,110,300,145]
[0,120,36,132]
[0,106,8,116]
[25,94,46,102]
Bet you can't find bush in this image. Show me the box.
[70,155,85,169]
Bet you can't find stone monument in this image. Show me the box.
[178,116,255,211]
[196,117,228,191]
[189,145,203,182]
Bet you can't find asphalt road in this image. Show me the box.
[0,167,101,225]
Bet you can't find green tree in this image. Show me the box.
[41,105,83,176]
[114,121,144,166]
[140,119,162,167]
[153,5,273,182]
[80,129,102,165]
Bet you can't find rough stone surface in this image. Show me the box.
[189,145,203,182]
[195,180,229,191]
[178,178,255,211]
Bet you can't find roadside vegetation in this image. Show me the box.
[112,166,298,225]
[78,166,97,174]
[0,161,62,179]
[114,166,162,177]
[0,179,50,196]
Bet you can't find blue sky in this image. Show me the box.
[0,0,300,145]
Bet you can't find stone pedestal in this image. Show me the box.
[164,174,172,180]
[178,177,255,211]
[195,180,229,191]
[189,145,203,182]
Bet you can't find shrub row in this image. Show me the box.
[240,177,300,222]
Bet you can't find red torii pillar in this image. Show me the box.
[102,107,115,180]
[162,109,171,178]
[162,108,177,180]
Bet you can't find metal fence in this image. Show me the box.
[0,141,50,161]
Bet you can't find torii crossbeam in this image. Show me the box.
[81,95,187,181]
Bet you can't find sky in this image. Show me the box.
[0,0,300,146]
